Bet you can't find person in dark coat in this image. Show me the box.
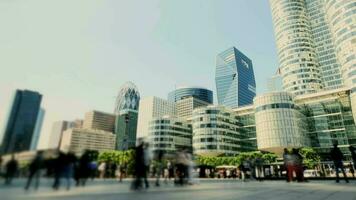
[330,142,349,183]
[75,150,91,186]
[349,146,356,170]
[52,152,66,190]
[4,155,18,185]
[25,151,44,190]
[132,140,145,190]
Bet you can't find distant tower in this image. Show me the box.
[114,82,140,150]
[215,47,256,108]
[1,89,42,154]
[114,81,140,114]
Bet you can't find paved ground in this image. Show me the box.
[0,178,355,200]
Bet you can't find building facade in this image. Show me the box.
[137,97,176,138]
[60,128,116,156]
[83,110,115,132]
[215,47,256,108]
[192,105,256,156]
[30,108,45,150]
[295,87,356,159]
[254,92,309,154]
[168,87,213,104]
[234,105,257,152]
[176,96,210,120]
[115,110,138,150]
[114,81,140,114]
[148,116,192,155]
[1,90,42,154]
[49,120,79,149]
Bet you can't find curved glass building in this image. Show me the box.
[168,86,213,104]
[114,82,140,114]
[270,0,323,95]
[254,92,309,154]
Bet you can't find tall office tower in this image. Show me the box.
[114,82,140,150]
[30,108,45,150]
[267,68,283,92]
[49,120,76,149]
[176,96,210,120]
[83,110,115,132]
[215,47,256,108]
[324,0,356,124]
[1,90,42,154]
[270,0,324,95]
[168,86,213,104]
[137,97,176,138]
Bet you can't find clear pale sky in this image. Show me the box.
[0,0,278,149]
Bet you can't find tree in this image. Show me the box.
[299,147,320,169]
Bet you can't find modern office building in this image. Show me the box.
[168,87,213,104]
[269,0,355,95]
[60,128,116,156]
[148,116,192,155]
[176,96,210,120]
[295,87,356,159]
[137,97,176,138]
[234,105,257,152]
[115,110,138,150]
[215,47,256,108]
[254,92,309,154]
[30,108,45,150]
[83,110,115,132]
[1,90,42,154]
[250,87,356,159]
[49,120,79,149]
[113,82,140,150]
[114,81,140,114]
[192,105,256,156]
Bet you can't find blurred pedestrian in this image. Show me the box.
[292,148,304,182]
[63,152,77,190]
[4,154,18,185]
[75,150,91,186]
[52,151,66,190]
[330,142,349,183]
[132,140,146,190]
[98,162,106,179]
[25,151,44,190]
[283,148,293,182]
[155,150,164,186]
[349,146,356,170]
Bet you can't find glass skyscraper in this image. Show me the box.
[1,89,42,154]
[215,47,256,108]
[168,86,213,104]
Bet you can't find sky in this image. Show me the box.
[0,0,278,149]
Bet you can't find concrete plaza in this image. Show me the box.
[0,179,355,200]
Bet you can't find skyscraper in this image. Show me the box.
[114,82,140,150]
[30,108,45,150]
[269,0,354,95]
[1,89,42,154]
[168,86,213,104]
[215,47,256,108]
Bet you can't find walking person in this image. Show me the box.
[292,148,304,182]
[25,151,44,190]
[98,162,106,179]
[4,155,18,185]
[330,142,349,183]
[132,140,145,190]
[349,146,356,174]
[283,148,293,182]
[155,150,164,186]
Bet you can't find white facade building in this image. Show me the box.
[60,128,116,155]
[254,92,309,154]
[137,97,176,139]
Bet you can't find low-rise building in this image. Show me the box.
[60,128,116,156]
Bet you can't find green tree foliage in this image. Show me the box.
[195,151,278,167]
[299,147,320,169]
[98,150,135,174]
